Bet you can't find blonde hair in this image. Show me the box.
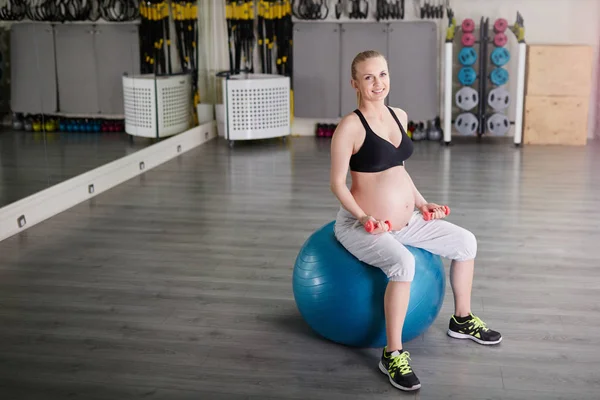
[351,50,386,107]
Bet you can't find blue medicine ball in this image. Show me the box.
[293,221,446,348]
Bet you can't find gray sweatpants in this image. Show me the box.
[333,207,477,282]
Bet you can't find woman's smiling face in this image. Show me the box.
[352,56,390,103]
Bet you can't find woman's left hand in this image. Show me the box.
[418,203,447,220]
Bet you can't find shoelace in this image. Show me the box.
[470,315,489,332]
[390,352,413,375]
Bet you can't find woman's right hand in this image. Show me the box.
[360,215,390,234]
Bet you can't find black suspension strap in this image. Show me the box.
[277,0,293,120]
[242,0,255,73]
[173,0,196,73]
[225,0,254,75]
[0,0,139,22]
[292,0,328,20]
[274,0,292,77]
[139,0,169,75]
[0,0,26,20]
[173,0,199,116]
[376,0,404,21]
[225,0,234,74]
[257,0,266,73]
[348,0,368,19]
[100,0,138,22]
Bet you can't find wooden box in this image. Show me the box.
[524,95,589,146]
[523,44,593,145]
[526,45,594,97]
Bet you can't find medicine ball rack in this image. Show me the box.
[442,11,526,147]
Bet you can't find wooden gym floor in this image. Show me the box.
[0,128,151,208]
[0,136,599,399]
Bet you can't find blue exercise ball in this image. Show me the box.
[293,221,446,348]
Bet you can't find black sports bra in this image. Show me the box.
[349,106,414,173]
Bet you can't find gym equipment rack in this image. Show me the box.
[442,11,526,147]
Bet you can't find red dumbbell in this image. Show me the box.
[422,206,451,221]
[364,220,392,233]
[316,124,325,137]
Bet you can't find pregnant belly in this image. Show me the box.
[350,167,416,230]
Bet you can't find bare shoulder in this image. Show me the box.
[390,106,408,126]
[333,111,362,140]
[331,111,364,156]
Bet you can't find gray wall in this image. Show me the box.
[11,23,140,116]
[293,21,438,121]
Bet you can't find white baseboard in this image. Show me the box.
[0,121,217,242]
[292,117,339,136]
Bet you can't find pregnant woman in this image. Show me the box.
[329,50,502,392]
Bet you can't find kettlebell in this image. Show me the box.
[407,121,415,139]
[412,122,427,141]
[12,118,23,130]
[32,119,42,132]
[44,119,56,132]
[327,124,336,137]
[427,117,442,141]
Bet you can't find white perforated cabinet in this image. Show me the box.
[123,76,155,137]
[222,73,291,144]
[156,75,192,136]
[123,73,191,138]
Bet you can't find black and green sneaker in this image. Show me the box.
[447,313,502,345]
[378,347,421,391]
